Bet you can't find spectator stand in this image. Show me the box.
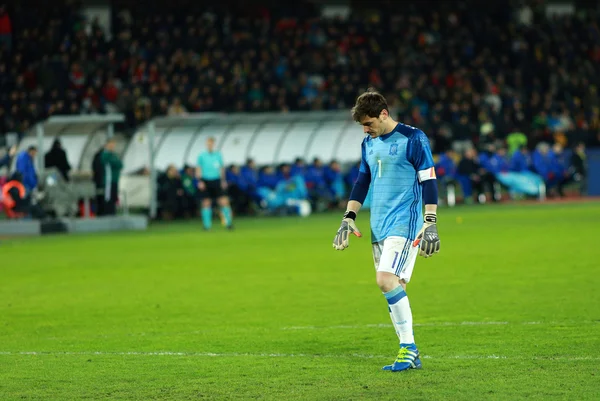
[122,111,361,219]
[0,114,148,237]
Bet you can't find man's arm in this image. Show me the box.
[333,140,371,250]
[345,139,371,215]
[195,154,206,190]
[346,200,362,214]
[107,152,123,169]
[196,166,206,191]
[219,153,227,189]
[220,167,227,188]
[424,204,437,214]
[409,130,441,257]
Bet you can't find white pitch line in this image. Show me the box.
[282,322,508,330]
[281,321,599,330]
[0,351,598,361]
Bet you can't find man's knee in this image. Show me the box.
[201,198,212,208]
[376,272,405,292]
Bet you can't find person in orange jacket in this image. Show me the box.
[1,172,45,219]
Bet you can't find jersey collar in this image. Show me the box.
[379,123,400,141]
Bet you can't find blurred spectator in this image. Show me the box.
[478,143,507,201]
[1,171,45,219]
[44,139,71,181]
[506,130,528,156]
[0,144,16,172]
[532,142,563,196]
[181,164,200,217]
[304,157,331,210]
[571,142,588,195]
[168,97,188,116]
[324,160,346,208]
[0,0,599,153]
[550,143,572,197]
[92,139,122,216]
[509,145,532,173]
[291,158,307,178]
[0,5,11,52]
[240,158,259,199]
[15,145,38,193]
[452,114,474,153]
[257,165,279,190]
[157,164,185,220]
[479,143,510,175]
[256,163,311,216]
[225,164,252,215]
[344,161,360,190]
[456,147,496,204]
[435,149,458,204]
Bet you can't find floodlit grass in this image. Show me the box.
[1,202,599,400]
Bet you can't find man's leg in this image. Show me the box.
[201,197,213,230]
[105,183,119,216]
[95,193,105,216]
[372,241,402,341]
[104,199,116,215]
[482,172,501,201]
[218,195,233,229]
[375,236,421,372]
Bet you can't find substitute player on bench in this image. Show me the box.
[333,89,441,372]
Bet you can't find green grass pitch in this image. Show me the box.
[1,201,599,400]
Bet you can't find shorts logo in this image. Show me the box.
[389,143,398,156]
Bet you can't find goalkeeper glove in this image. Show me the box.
[412,213,440,258]
[333,211,362,251]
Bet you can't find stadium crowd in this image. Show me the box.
[1,1,599,147]
[0,0,596,219]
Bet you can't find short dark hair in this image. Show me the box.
[351,89,389,122]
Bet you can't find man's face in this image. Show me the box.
[359,110,388,138]
[106,141,116,152]
[206,139,215,152]
[28,149,37,158]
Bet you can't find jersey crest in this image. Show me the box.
[389,143,398,156]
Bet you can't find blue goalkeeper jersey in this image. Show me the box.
[360,123,436,242]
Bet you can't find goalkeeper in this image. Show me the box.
[333,90,440,372]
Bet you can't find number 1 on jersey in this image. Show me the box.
[378,159,382,178]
